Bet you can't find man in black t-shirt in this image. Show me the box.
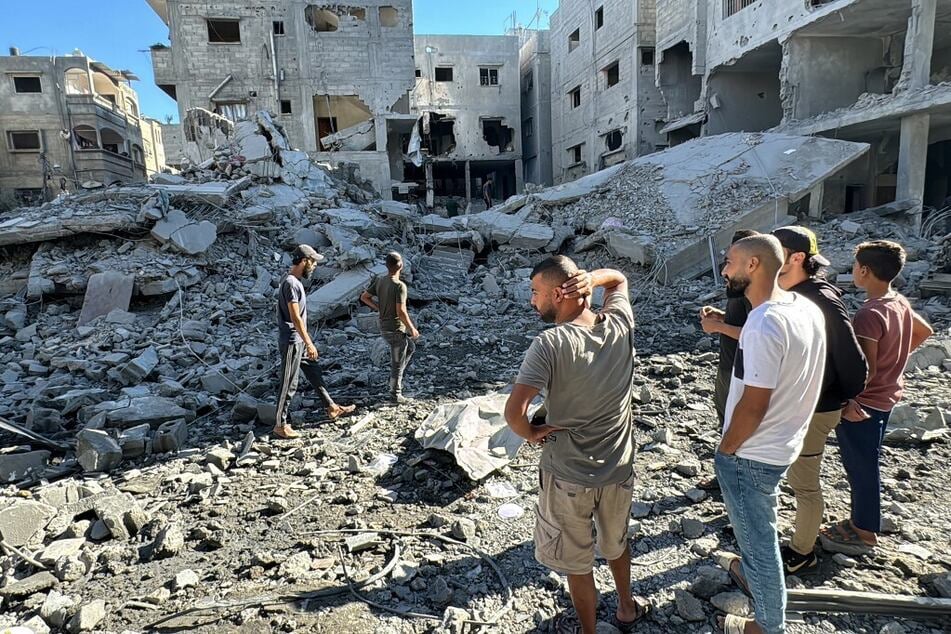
[274,245,355,438]
[697,230,759,489]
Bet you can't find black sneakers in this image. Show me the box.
[781,545,818,575]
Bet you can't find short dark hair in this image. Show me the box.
[855,240,905,282]
[530,255,578,286]
[385,251,403,272]
[732,229,760,244]
[803,256,826,277]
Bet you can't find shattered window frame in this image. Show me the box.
[479,67,499,87]
[13,75,42,94]
[206,18,241,44]
[7,130,42,152]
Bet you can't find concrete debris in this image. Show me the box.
[76,429,123,472]
[414,392,538,480]
[0,571,58,599]
[0,500,56,547]
[66,598,106,633]
[150,209,218,255]
[77,271,135,326]
[0,449,50,483]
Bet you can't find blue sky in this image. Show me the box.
[1,0,558,122]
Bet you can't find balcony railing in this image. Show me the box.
[724,0,759,18]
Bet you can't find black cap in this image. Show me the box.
[772,226,830,267]
[292,244,325,263]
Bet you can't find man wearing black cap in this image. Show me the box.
[772,226,867,574]
[274,245,356,439]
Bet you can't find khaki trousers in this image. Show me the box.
[788,409,842,554]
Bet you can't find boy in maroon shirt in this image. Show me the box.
[821,240,933,554]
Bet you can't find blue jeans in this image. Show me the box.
[835,407,891,532]
[715,452,789,634]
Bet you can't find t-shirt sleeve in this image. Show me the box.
[366,276,378,297]
[515,337,553,393]
[398,282,408,305]
[740,314,786,390]
[280,279,303,306]
[600,289,635,328]
[853,306,885,342]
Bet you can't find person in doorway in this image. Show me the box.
[360,252,420,403]
[482,175,494,209]
[771,226,867,575]
[715,235,826,634]
[445,196,460,218]
[819,240,933,555]
[698,229,760,490]
[505,256,651,634]
[274,245,356,439]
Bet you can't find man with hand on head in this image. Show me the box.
[274,245,356,439]
[715,235,825,634]
[505,256,650,634]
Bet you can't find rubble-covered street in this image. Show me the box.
[1,114,950,634]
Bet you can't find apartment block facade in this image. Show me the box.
[518,29,554,187]
[0,51,157,204]
[549,0,665,184]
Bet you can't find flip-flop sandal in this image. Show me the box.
[697,476,721,491]
[272,427,301,440]
[550,611,581,634]
[612,596,652,632]
[721,613,754,634]
[819,520,873,556]
[718,554,752,598]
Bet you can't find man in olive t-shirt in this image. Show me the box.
[360,252,419,402]
[504,256,649,634]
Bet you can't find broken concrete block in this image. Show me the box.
[606,232,655,266]
[370,337,390,366]
[466,210,554,249]
[200,369,235,395]
[414,392,537,480]
[41,590,76,628]
[78,271,134,326]
[306,263,387,321]
[345,532,381,553]
[94,493,149,540]
[89,396,194,429]
[256,402,277,426]
[111,346,159,385]
[173,568,200,590]
[76,429,122,472]
[293,227,330,249]
[0,499,57,547]
[153,419,189,453]
[36,537,87,566]
[320,208,391,237]
[206,446,235,470]
[839,219,863,235]
[0,449,50,483]
[0,571,57,599]
[151,209,217,255]
[147,521,185,560]
[66,598,106,634]
[118,424,152,458]
[232,393,259,422]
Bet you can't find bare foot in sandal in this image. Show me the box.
[613,595,651,631]
[820,520,876,555]
[328,403,356,419]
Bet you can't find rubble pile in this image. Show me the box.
[1,118,950,633]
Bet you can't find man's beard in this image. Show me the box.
[537,307,557,323]
[302,265,315,279]
[725,275,750,299]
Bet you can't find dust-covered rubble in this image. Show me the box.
[1,116,950,633]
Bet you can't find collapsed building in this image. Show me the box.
[0,48,165,205]
[147,0,417,197]
[406,35,523,209]
[655,0,951,232]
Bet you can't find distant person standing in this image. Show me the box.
[274,245,356,439]
[360,252,420,403]
[820,240,933,555]
[715,235,826,634]
[445,197,460,218]
[482,175,494,209]
[698,229,759,490]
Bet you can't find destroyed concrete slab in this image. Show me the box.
[88,396,194,430]
[150,209,217,255]
[465,211,554,250]
[0,450,50,483]
[0,208,139,247]
[414,392,539,480]
[306,264,387,321]
[532,163,626,205]
[110,346,159,385]
[77,271,135,326]
[320,208,391,238]
[320,120,376,151]
[0,572,57,599]
[0,500,57,547]
[37,537,87,566]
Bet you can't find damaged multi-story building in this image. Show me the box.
[548,0,666,185]
[147,0,417,197]
[406,35,523,208]
[0,49,160,205]
[518,28,555,187]
[655,0,951,229]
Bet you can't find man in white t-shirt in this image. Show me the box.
[715,234,825,634]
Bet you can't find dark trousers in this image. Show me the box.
[714,365,731,425]
[835,407,891,533]
[382,331,415,394]
[276,340,332,427]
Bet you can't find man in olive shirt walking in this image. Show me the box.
[360,252,419,402]
[505,255,650,634]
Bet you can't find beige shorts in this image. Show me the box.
[534,469,635,575]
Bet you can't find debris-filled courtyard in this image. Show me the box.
[1,110,950,634]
